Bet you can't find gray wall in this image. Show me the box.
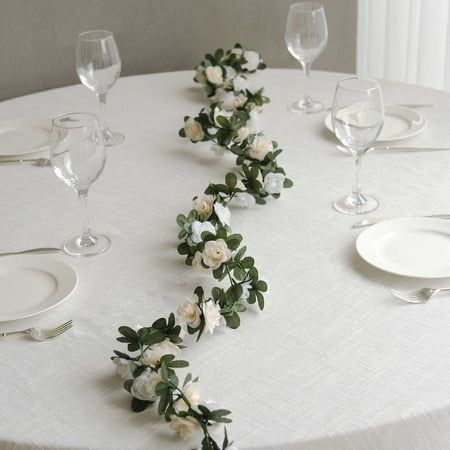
[0,0,357,101]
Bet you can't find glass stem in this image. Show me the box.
[97,92,109,133]
[301,61,312,106]
[352,153,362,197]
[78,190,92,244]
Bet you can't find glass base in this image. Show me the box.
[62,233,111,257]
[288,99,324,114]
[103,129,125,147]
[333,193,379,215]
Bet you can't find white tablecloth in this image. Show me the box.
[1,69,450,450]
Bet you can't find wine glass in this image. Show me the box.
[76,30,125,147]
[285,2,328,114]
[332,77,384,215]
[50,112,111,256]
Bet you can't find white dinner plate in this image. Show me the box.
[0,255,77,321]
[356,218,450,278]
[325,105,426,142]
[0,118,51,157]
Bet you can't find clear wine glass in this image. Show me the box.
[332,77,384,215]
[285,2,328,114]
[50,112,111,256]
[76,30,125,147]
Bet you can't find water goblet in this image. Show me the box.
[76,30,125,147]
[285,2,328,114]
[50,112,111,256]
[332,77,384,215]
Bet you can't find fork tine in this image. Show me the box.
[42,320,72,334]
[42,324,73,339]
[43,322,73,336]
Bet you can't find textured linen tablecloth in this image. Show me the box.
[1,69,450,450]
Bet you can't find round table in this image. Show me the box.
[1,70,450,450]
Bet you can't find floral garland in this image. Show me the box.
[112,44,293,450]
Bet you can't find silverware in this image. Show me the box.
[336,144,450,156]
[390,288,450,304]
[0,319,73,340]
[352,214,450,229]
[0,157,50,166]
[0,247,61,257]
[326,103,433,112]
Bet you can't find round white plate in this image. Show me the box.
[325,105,426,142]
[356,218,450,278]
[0,255,77,321]
[0,118,51,157]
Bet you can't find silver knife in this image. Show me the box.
[352,214,450,229]
[0,247,60,257]
[0,158,50,166]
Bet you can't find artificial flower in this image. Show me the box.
[130,370,161,401]
[174,381,201,412]
[112,357,136,380]
[202,300,222,334]
[205,66,223,85]
[242,50,260,72]
[213,107,233,127]
[143,339,180,367]
[191,220,216,244]
[234,126,250,143]
[192,251,208,271]
[194,65,206,84]
[184,118,205,142]
[233,75,249,92]
[264,172,285,194]
[233,192,255,208]
[248,135,273,161]
[213,202,231,227]
[193,194,214,219]
[177,297,202,328]
[169,415,201,439]
[202,239,232,269]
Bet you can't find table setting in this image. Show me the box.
[2,2,450,450]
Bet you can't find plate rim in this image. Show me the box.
[325,104,426,143]
[356,217,450,278]
[0,118,51,157]
[0,255,77,322]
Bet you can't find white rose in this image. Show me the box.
[220,91,238,111]
[184,118,204,142]
[213,107,233,127]
[264,172,285,194]
[233,192,255,209]
[174,381,201,413]
[191,220,216,243]
[130,370,161,401]
[143,339,180,367]
[193,194,214,219]
[249,135,273,161]
[194,65,206,84]
[202,300,221,334]
[205,66,223,85]
[202,239,232,269]
[169,415,201,439]
[112,357,136,380]
[192,251,209,272]
[177,297,202,328]
[214,202,231,227]
[242,50,260,72]
[230,47,243,59]
[234,93,247,109]
[233,75,248,92]
[234,126,250,144]
[225,65,237,81]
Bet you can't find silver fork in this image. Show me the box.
[0,319,73,340]
[390,288,450,304]
[352,214,450,229]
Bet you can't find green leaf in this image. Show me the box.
[241,256,254,269]
[284,178,294,188]
[256,280,268,292]
[225,172,237,189]
[226,234,242,250]
[113,350,131,360]
[123,379,133,392]
[168,359,189,368]
[118,326,137,342]
[194,286,204,300]
[131,397,152,412]
[160,361,169,383]
[183,373,192,387]
[176,214,187,227]
[224,312,240,329]
[256,291,265,310]
[177,242,190,255]
[234,246,247,261]
[233,267,246,281]
[152,318,167,330]
[216,115,230,128]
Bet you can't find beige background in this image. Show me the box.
[0,0,357,101]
